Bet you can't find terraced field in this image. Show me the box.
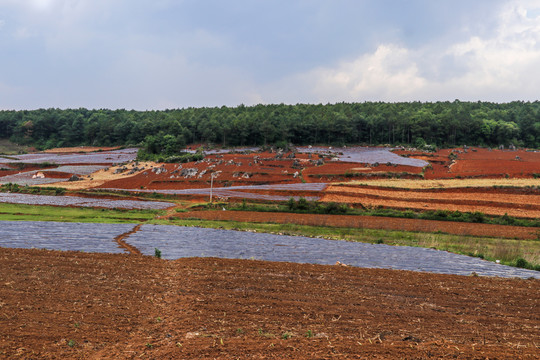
[322,184,540,218]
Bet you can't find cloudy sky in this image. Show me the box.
[0,0,539,110]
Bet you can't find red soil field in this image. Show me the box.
[97,152,316,190]
[402,147,540,179]
[303,161,422,178]
[4,146,539,220]
[1,248,538,359]
[323,185,540,218]
[173,210,539,240]
[93,147,540,192]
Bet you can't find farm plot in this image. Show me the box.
[0,148,137,165]
[0,170,69,185]
[0,249,538,359]
[97,152,315,190]
[401,147,540,179]
[125,224,540,279]
[48,165,108,175]
[303,162,424,181]
[0,193,174,210]
[297,146,429,167]
[43,146,121,153]
[173,210,540,240]
[451,158,540,177]
[102,183,327,201]
[0,220,133,253]
[323,185,540,218]
[0,165,109,186]
[343,177,540,189]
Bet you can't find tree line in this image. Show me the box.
[0,101,539,152]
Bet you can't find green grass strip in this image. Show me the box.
[0,203,162,224]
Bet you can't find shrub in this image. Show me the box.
[287,197,296,211]
[296,197,309,211]
[500,213,515,225]
[322,202,348,214]
[469,212,485,223]
[515,258,528,268]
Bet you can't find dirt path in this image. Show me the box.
[172,210,540,240]
[114,224,143,255]
[0,248,538,359]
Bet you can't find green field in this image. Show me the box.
[0,203,162,223]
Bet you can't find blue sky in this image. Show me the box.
[0,0,539,109]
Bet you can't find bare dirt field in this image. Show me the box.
[43,146,121,153]
[0,247,538,359]
[323,185,540,218]
[344,178,540,189]
[173,210,540,240]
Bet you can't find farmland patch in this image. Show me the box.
[0,220,133,253]
[0,193,174,210]
[124,224,540,279]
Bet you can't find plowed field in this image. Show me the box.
[400,147,540,179]
[173,210,540,240]
[323,185,540,218]
[0,248,538,359]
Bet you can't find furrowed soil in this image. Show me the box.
[0,248,538,359]
[173,210,540,240]
[322,185,540,218]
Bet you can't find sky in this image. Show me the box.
[0,0,539,110]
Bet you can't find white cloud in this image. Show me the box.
[265,0,540,103]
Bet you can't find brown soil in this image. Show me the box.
[344,178,540,189]
[303,162,423,180]
[173,210,539,240]
[0,248,538,359]
[95,152,316,190]
[43,146,121,153]
[401,147,540,179]
[323,185,540,219]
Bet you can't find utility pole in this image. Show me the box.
[209,172,214,203]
